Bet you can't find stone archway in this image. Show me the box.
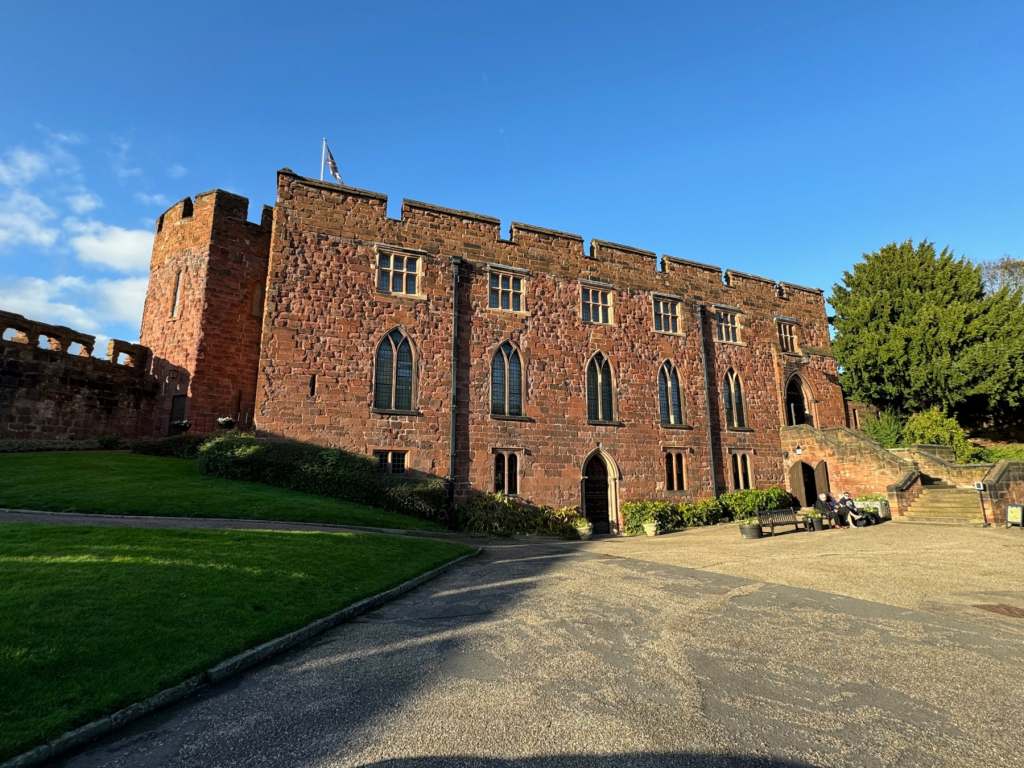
[785,375,814,426]
[581,450,619,535]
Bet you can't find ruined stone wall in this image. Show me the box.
[256,170,847,522]
[140,191,271,434]
[0,311,157,441]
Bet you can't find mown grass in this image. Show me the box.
[0,523,471,760]
[0,451,441,530]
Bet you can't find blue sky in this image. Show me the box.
[2,1,1022,350]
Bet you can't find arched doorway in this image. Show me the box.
[582,452,614,535]
[785,375,814,426]
[788,461,818,507]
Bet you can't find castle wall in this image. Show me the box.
[140,191,271,434]
[0,311,157,441]
[256,170,847,521]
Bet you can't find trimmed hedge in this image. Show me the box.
[621,498,727,536]
[458,493,583,537]
[195,434,448,522]
[717,487,797,520]
[622,487,796,536]
[131,433,209,459]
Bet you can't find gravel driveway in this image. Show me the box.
[59,524,1024,768]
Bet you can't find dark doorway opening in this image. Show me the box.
[168,394,187,435]
[789,461,817,507]
[814,460,831,498]
[785,376,813,426]
[583,454,611,535]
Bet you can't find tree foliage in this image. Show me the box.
[980,256,1024,295]
[862,411,903,448]
[903,408,980,462]
[830,240,1024,428]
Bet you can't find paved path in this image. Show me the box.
[50,530,1022,768]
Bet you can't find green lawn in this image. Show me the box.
[0,451,441,530]
[0,523,471,760]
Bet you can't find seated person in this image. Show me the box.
[839,492,872,527]
[814,493,842,528]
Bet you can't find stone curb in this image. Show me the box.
[1,548,481,768]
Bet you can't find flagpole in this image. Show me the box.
[320,138,326,181]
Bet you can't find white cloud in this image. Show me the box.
[0,148,47,186]
[135,192,169,207]
[168,163,187,179]
[111,138,142,179]
[0,274,147,352]
[0,189,59,248]
[67,190,102,214]
[65,218,153,272]
[0,275,95,330]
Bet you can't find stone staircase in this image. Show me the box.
[899,482,985,525]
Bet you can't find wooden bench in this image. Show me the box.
[756,507,806,535]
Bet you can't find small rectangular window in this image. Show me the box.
[170,270,183,319]
[251,283,265,318]
[664,450,686,491]
[493,450,520,495]
[489,270,524,312]
[715,309,740,343]
[653,297,680,334]
[777,321,797,353]
[731,452,752,490]
[376,251,420,297]
[582,286,613,325]
[374,449,408,474]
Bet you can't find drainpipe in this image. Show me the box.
[447,256,463,528]
[696,302,719,496]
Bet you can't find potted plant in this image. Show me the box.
[573,514,594,540]
[216,416,236,430]
[737,515,763,539]
[169,419,191,435]
[803,509,824,531]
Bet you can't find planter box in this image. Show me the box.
[856,499,890,519]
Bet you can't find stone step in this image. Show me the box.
[905,510,981,519]
[911,500,982,509]
[895,516,984,526]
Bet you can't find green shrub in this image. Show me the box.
[96,435,124,450]
[131,433,209,459]
[978,443,1024,462]
[862,411,904,448]
[622,497,729,535]
[718,487,796,520]
[196,434,447,522]
[457,493,578,537]
[383,479,448,521]
[903,408,982,463]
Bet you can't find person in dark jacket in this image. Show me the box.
[814,493,842,528]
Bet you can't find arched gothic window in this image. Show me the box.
[587,353,615,423]
[491,341,523,416]
[722,368,746,429]
[374,328,414,411]
[658,361,684,425]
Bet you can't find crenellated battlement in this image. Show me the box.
[276,168,825,311]
[155,189,273,238]
[0,310,150,370]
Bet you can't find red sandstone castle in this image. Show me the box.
[136,169,849,533]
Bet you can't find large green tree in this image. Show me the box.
[830,240,1024,428]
